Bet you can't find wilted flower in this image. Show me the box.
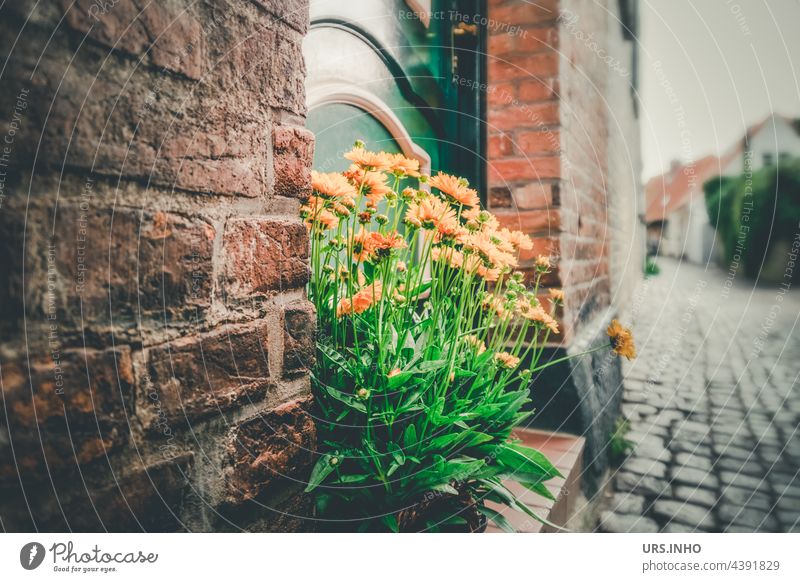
[607,319,636,360]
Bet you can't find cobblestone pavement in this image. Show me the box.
[598,257,800,532]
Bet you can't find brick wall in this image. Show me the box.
[0,0,316,531]
[486,0,642,493]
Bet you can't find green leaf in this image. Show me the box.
[493,443,562,479]
[478,505,515,533]
[521,480,557,502]
[305,454,336,492]
[387,370,415,389]
[322,385,367,413]
[380,514,400,532]
[403,424,418,448]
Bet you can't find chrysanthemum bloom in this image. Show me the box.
[550,288,565,303]
[336,281,383,318]
[534,255,551,271]
[311,170,357,207]
[388,153,421,177]
[345,165,392,208]
[607,319,636,359]
[301,202,339,230]
[494,352,521,369]
[405,196,458,232]
[500,228,534,251]
[463,334,487,355]
[428,172,480,207]
[387,368,401,378]
[344,146,392,171]
[371,231,406,261]
[524,305,559,335]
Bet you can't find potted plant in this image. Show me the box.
[302,143,635,532]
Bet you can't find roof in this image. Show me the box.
[644,113,798,224]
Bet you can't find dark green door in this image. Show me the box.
[304,0,486,192]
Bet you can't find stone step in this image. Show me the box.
[485,428,585,533]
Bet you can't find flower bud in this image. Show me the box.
[375,214,388,225]
[356,388,370,400]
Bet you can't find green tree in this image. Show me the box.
[704,157,800,279]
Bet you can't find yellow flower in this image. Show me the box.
[607,319,636,360]
[494,352,521,369]
[428,172,480,207]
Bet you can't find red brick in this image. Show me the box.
[489,101,559,130]
[488,133,515,158]
[222,218,309,299]
[488,156,561,182]
[487,82,516,107]
[518,78,558,102]
[489,53,559,82]
[488,33,515,56]
[224,397,316,504]
[512,181,556,209]
[490,1,560,26]
[273,125,315,199]
[59,0,204,79]
[495,208,560,235]
[518,236,561,262]
[140,322,273,425]
[52,207,214,338]
[0,347,134,483]
[517,129,560,154]
[515,26,558,53]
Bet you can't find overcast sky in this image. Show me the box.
[639,0,800,179]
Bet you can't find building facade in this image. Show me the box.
[0,0,643,530]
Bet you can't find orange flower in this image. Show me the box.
[344,146,392,171]
[405,196,458,232]
[526,305,559,334]
[311,170,357,206]
[336,281,383,318]
[494,352,521,369]
[607,319,636,360]
[352,229,406,262]
[388,153,421,177]
[535,255,552,271]
[500,228,534,251]
[550,288,565,303]
[345,165,392,207]
[428,172,480,207]
[388,368,401,378]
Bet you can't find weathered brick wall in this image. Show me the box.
[487,0,642,493]
[0,0,316,531]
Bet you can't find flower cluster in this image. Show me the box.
[302,143,634,532]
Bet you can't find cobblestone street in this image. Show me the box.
[599,258,800,532]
